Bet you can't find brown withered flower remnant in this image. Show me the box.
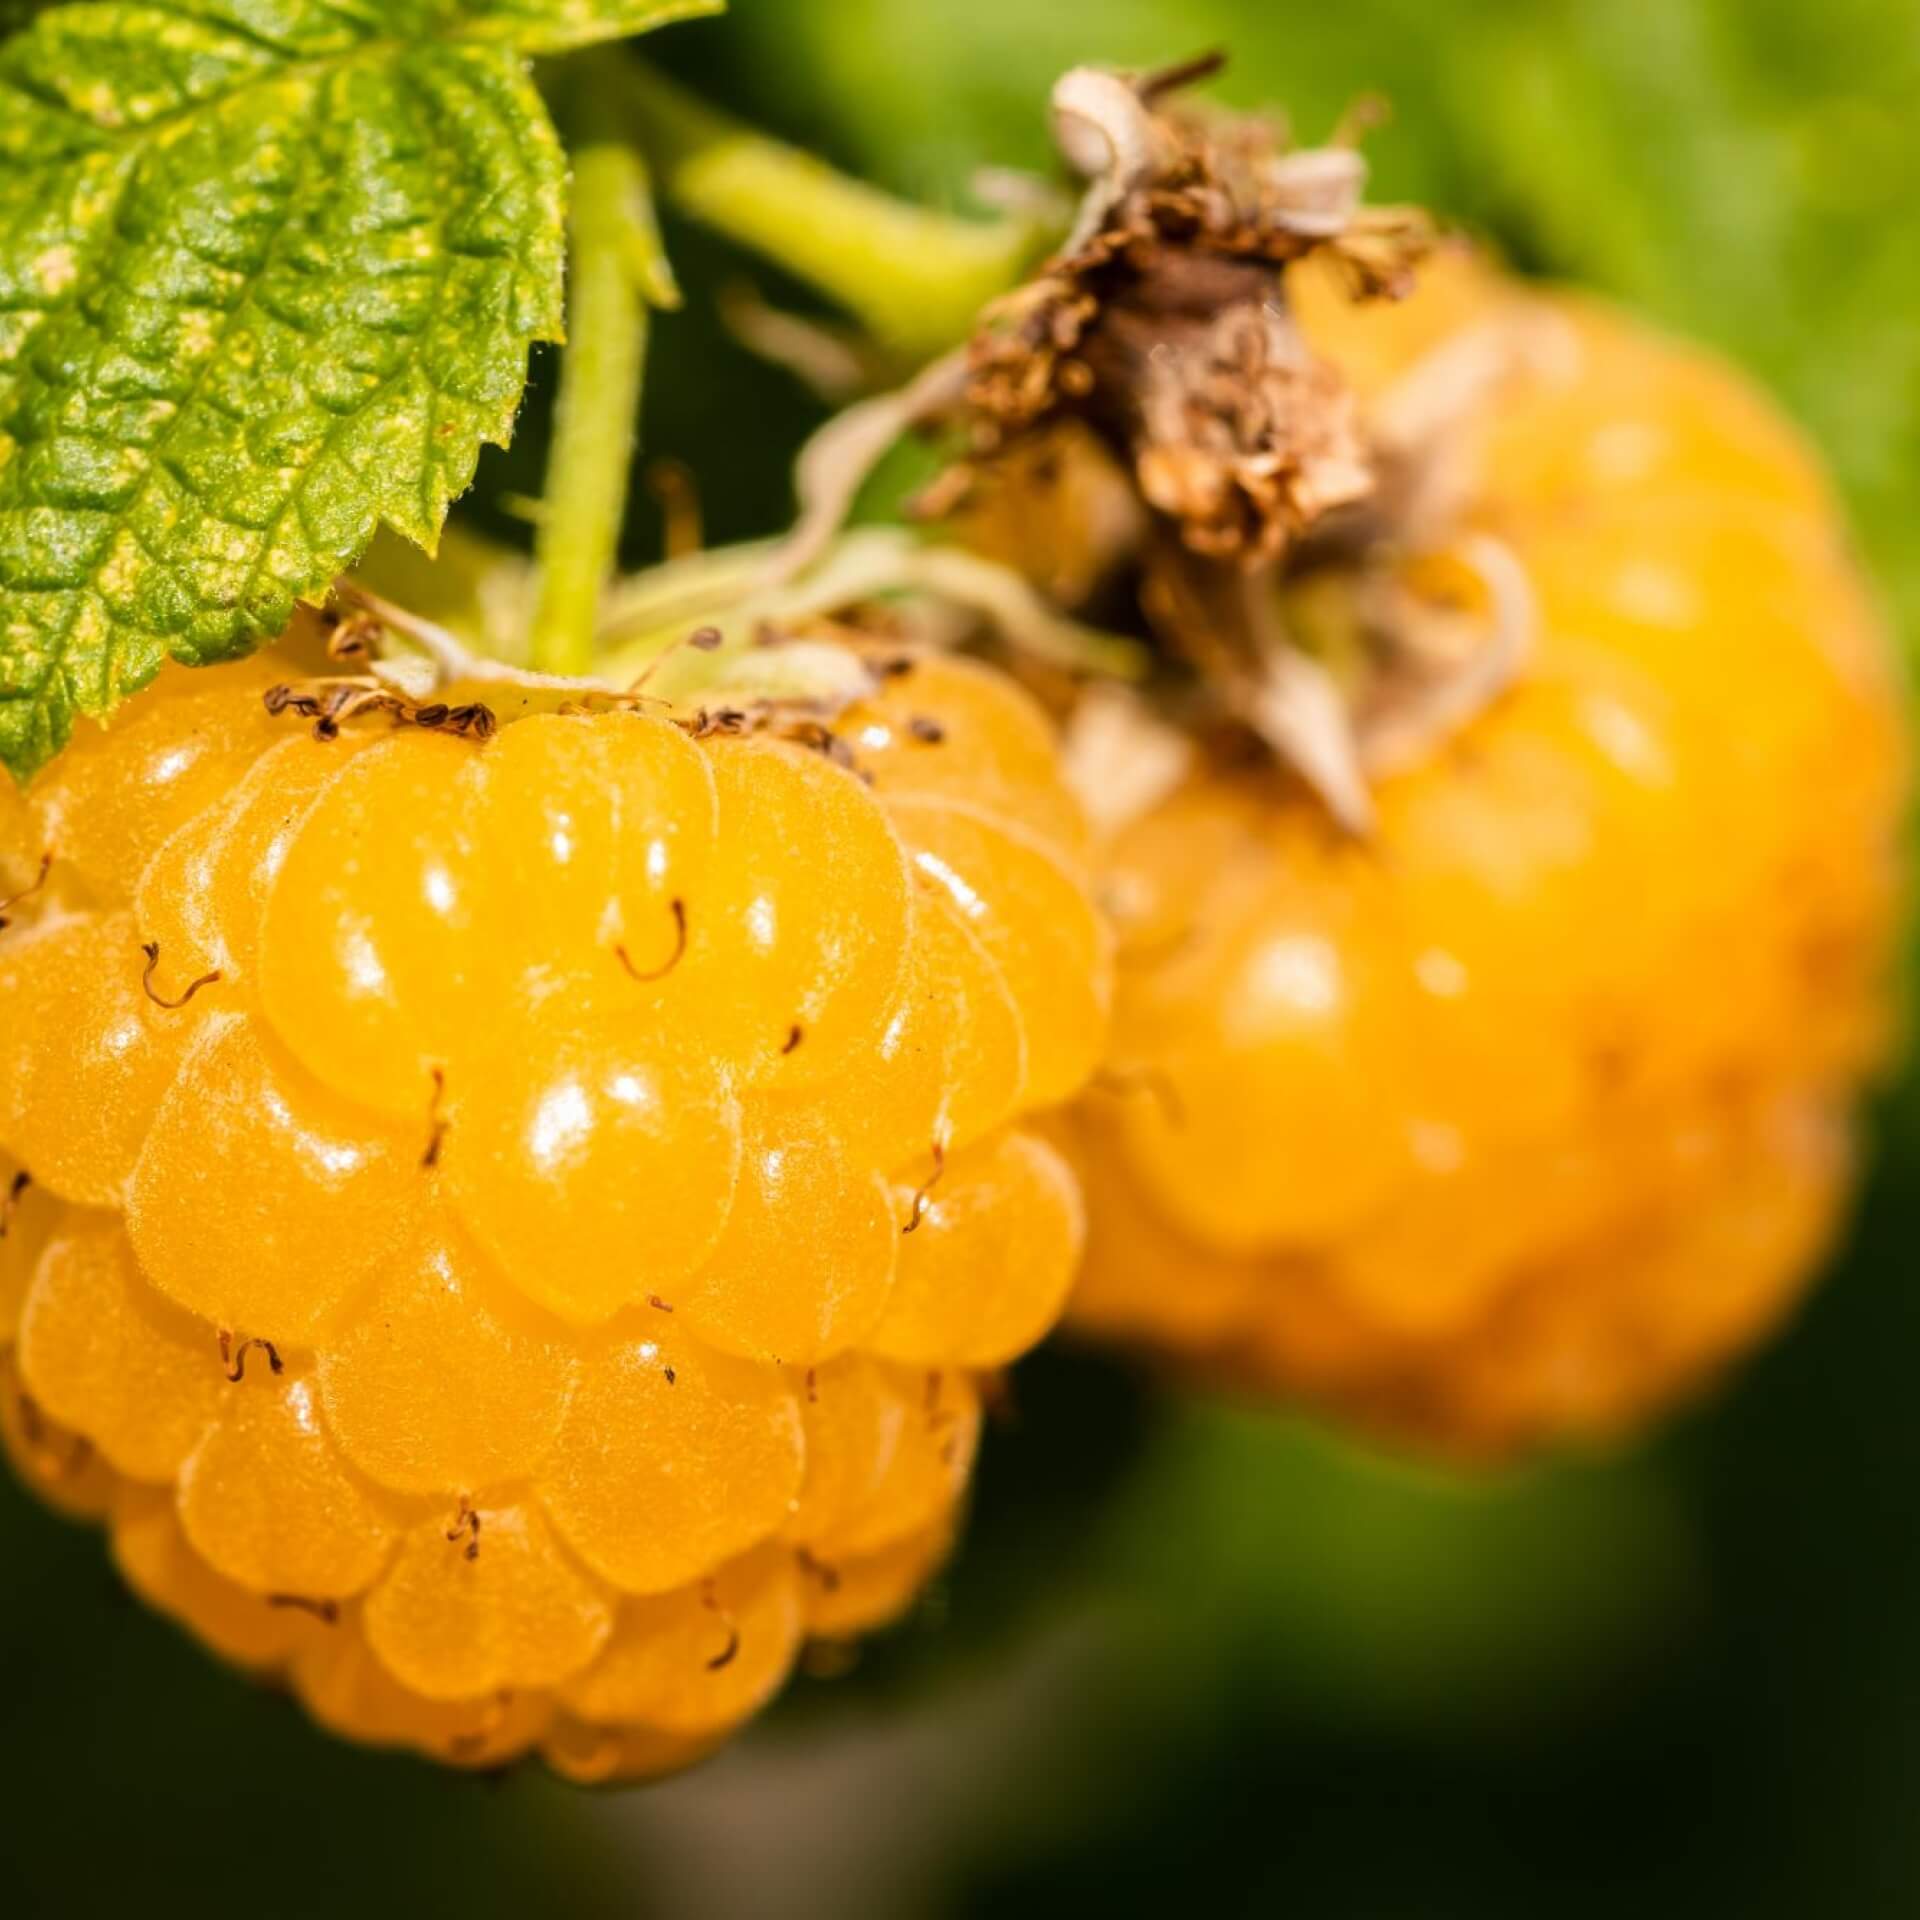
[961,60,1435,570]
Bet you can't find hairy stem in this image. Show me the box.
[612,56,1049,358]
[530,79,664,677]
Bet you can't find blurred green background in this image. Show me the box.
[6,2,1920,1913]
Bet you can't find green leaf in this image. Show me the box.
[0,0,720,777]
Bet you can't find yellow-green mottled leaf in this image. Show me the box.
[0,0,718,776]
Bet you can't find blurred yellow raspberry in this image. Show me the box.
[1061,251,1907,1456]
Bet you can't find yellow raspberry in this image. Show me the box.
[0,643,1106,1778]
[1063,250,1906,1457]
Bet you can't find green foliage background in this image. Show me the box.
[5,2,1920,1914]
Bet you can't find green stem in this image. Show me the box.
[612,55,1051,359]
[529,84,661,677]
[593,529,1148,696]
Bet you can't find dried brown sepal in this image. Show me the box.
[959,66,1434,570]
[264,679,498,743]
[943,71,1546,832]
[667,655,887,759]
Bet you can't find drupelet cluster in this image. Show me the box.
[0,646,1107,1778]
[1064,254,1906,1452]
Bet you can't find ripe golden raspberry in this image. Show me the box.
[1061,250,1907,1456]
[0,643,1105,1778]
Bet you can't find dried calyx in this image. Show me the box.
[272,582,897,755]
[968,56,1425,565]
[937,59,1537,832]
[301,508,1141,766]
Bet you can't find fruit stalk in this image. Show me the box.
[529,71,665,678]
[612,55,1049,358]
